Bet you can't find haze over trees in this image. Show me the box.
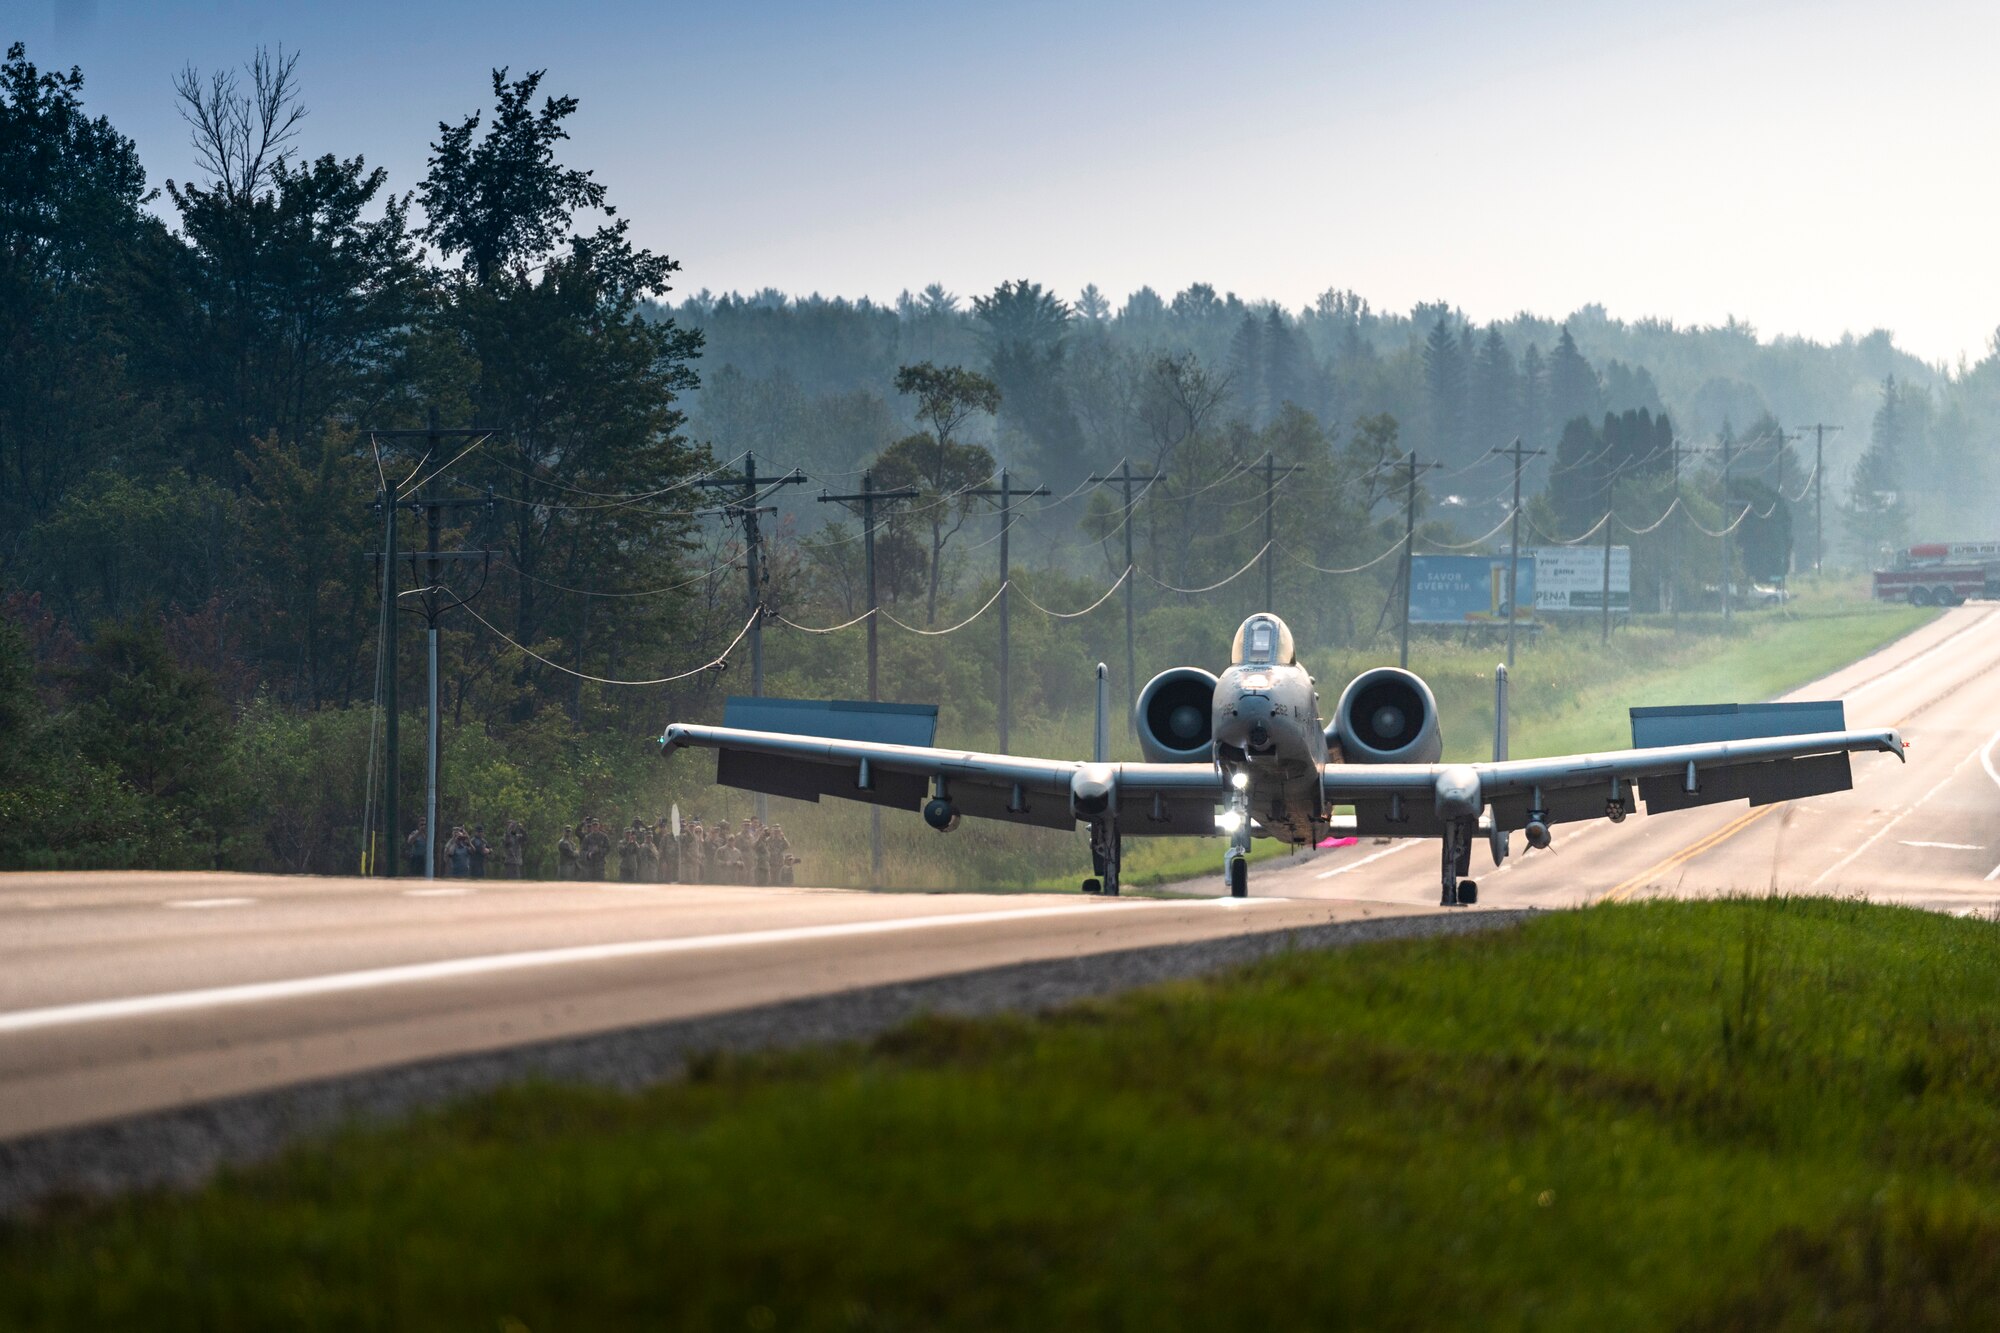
[3,39,1996,874]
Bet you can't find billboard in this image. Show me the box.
[1408,555,1535,625]
[1533,546,1629,613]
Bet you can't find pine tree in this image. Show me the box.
[1422,314,1467,463]
[1547,326,1601,433]
[1520,342,1547,450]
[1473,326,1518,447]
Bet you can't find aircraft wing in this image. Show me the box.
[1322,728,1905,837]
[661,723,1228,836]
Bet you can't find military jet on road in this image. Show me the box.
[660,614,1904,902]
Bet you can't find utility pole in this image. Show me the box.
[697,453,808,823]
[1254,452,1309,613]
[1601,464,1621,645]
[819,471,919,881]
[962,469,1050,753]
[1662,438,1709,625]
[1489,437,1545,667]
[1720,434,1736,625]
[1085,459,1157,725]
[1391,451,1445,669]
[1799,423,1842,576]
[364,411,495,877]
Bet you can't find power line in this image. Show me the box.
[463,605,757,685]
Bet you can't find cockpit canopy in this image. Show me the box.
[1230,614,1296,666]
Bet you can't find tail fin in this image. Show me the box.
[1094,663,1111,763]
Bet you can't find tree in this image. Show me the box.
[1422,314,1466,462]
[419,67,607,286]
[974,279,1081,481]
[878,362,1001,624]
[1546,326,1601,436]
[420,67,709,724]
[0,42,157,560]
[1844,376,1912,562]
[65,618,244,859]
[1473,325,1518,448]
[1075,283,1110,322]
[1519,342,1547,450]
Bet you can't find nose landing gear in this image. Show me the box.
[1440,820,1478,907]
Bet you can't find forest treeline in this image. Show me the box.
[1,41,1993,874]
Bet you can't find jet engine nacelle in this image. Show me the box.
[1332,667,1443,764]
[1135,667,1219,763]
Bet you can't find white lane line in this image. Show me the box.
[1901,841,1984,851]
[402,887,472,898]
[0,899,1251,1035]
[163,897,256,909]
[1814,727,2000,888]
[1836,607,2000,703]
[1315,840,1421,879]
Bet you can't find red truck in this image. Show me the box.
[1872,540,2000,605]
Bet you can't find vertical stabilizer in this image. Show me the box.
[1094,663,1111,763]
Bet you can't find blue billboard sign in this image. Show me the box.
[1408,555,1535,625]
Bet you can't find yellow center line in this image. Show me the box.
[1598,805,1779,904]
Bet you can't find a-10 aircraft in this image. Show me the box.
[660,613,1904,902]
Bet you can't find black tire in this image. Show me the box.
[1910,587,1933,607]
[1081,877,1102,895]
[1943,590,1965,607]
[1459,880,1478,905]
[1228,856,1248,898]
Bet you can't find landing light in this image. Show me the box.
[1230,771,1249,790]
[1218,810,1244,833]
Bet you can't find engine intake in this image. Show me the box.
[1332,667,1443,764]
[1135,668,1218,763]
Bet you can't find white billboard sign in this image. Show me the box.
[1533,546,1629,613]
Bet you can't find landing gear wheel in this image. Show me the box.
[1228,855,1249,898]
[1458,879,1478,906]
[1082,877,1102,895]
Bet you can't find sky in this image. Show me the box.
[20,0,2000,365]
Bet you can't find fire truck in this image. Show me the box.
[1871,540,2000,605]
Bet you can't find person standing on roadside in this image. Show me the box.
[503,819,527,878]
[405,820,427,876]
[469,825,490,880]
[583,819,610,881]
[557,825,579,879]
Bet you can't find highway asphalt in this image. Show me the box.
[2,604,1995,1146]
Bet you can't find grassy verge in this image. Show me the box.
[11,897,2000,1329]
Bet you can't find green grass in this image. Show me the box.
[10,897,2000,1329]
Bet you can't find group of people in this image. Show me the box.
[555,815,797,885]
[403,819,527,879]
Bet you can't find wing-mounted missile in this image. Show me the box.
[1331,667,1443,764]
[1135,667,1219,763]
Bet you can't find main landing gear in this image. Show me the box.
[1083,822,1121,896]
[1440,820,1478,907]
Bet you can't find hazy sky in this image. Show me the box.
[22,0,2000,364]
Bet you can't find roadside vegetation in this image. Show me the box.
[8,897,2000,1329]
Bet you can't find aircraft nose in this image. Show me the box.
[1215,693,1274,750]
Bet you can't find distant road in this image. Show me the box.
[2,605,1993,1142]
